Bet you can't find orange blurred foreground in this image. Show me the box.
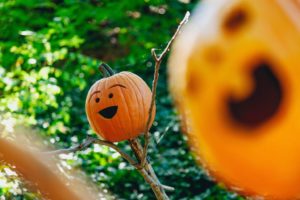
[0,128,108,199]
[169,0,300,199]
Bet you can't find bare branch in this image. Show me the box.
[156,11,190,61]
[45,136,173,199]
[142,11,190,166]
[161,185,175,191]
[93,139,137,167]
[151,48,159,62]
[155,118,176,144]
[45,137,137,167]
[44,136,96,155]
[129,138,173,199]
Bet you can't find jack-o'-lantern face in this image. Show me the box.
[86,64,155,142]
[88,83,126,120]
[169,0,300,199]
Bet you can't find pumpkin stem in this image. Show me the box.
[98,63,115,77]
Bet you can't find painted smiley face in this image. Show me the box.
[89,84,126,119]
[85,71,156,142]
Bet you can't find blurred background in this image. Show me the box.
[0,0,243,199]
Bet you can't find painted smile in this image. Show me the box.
[99,106,118,119]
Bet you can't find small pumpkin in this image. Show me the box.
[169,0,300,199]
[85,64,155,142]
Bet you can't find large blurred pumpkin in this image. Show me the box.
[169,0,300,199]
[86,64,155,142]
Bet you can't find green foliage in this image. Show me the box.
[0,0,244,199]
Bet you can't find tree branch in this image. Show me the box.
[141,11,190,166]
[44,136,96,155]
[46,136,174,199]
[128,138,174,199]
[45,136,137,167]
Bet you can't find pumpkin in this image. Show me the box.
[168,0,300,199]
[85,64,155,142]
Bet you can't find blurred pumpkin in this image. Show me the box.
[169,0,300,199]
[86,64,155,142]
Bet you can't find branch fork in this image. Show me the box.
[46,11,190,200]
[141,11,190,167]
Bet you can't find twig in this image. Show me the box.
[128,138,174,199]
[44,136,96,155]
[93,139,137,167]
[141,11,190,166]
[45,136,137,167]
[161,185,175,191]
[155,118,177,144]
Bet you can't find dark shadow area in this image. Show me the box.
[228,61,283,128]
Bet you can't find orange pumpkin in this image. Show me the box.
[85,64,155,142]
[169,0,300,199]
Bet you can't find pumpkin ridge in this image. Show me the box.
[110,75,128,140]
[131,74,150,129]
[124,73,143,134]
[95,79,102,93]
[102,78,117,141]
[117,74,135,139]
[96,79,108,138]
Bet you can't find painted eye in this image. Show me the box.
[108,93,113,98]
[95,97,100,103]
[223,6,249,34]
